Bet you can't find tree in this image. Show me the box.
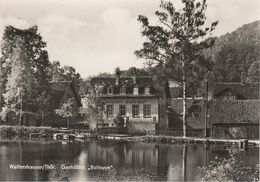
[85,83,104,130]
[1,25,51,113]
[3,38,36,125]
[135,0,218,137]
[55,98,76,129]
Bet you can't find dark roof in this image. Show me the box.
[208,99,260,124]
[212,82,260,99]
[91,76,170,97]
[91,76,156,86]
[171,98,204,115]
[50,81,82,108]
[171,97,260,124]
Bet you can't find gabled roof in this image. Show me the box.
[212,82,260,99]
[50,81,82,108]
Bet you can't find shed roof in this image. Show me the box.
[208,99,260,124]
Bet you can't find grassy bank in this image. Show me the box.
[0,125,58,138]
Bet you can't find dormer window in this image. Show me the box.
[144,87,150,95]
[107,86,113,95]
[120,86,126,94]
[133,87,139,95]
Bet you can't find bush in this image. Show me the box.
[0,125,58,138]
[200,151,259,181]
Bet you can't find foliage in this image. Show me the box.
[135,0,218,136]
[113,114,124,128]
[84,84,104,123]
[1,25,51,99]
[0,125,58,138]
[203,20,260,83]
[48,61,82,93]
[2,38,36,122]
[55,97,76,119]
[36,91,51,126]
[201,151,259,181]
[1,25,51,124]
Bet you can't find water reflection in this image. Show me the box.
[0,140,258,181]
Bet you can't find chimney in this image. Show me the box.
[132,67,137,84]
[240,71,247,85]
[115,67,120,85]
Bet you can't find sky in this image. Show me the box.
[0,0,259,78]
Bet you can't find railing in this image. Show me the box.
[156,129,206,137]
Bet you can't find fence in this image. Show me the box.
[97,127,127,134]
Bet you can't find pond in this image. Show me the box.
[0,139,258,181]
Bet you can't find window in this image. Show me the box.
[132,105,139,117]
[144,87,150,94]
[143,105,151,117]
[107,87,113,95]
[106,105,113,117]
[119,105,126,116]
[133,87,139,95]
[120,87,126,94]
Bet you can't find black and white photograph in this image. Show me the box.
[0,0,259,181]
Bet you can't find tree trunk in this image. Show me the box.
[19,113,22,126]
[41,111,44,126]
[67,118,70,129]
[183,80,187,137]
[19,90,23,126]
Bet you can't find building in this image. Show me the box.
[44,81,82,127]
[169,79,260,139]
[2,81,82,127]
[208,81,260,139]
[90,69,170,133]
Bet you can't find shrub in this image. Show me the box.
[200,151,259,181]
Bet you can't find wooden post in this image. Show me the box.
[0,59,1,112]
[19,90,23,126]
[41,111,44,126]
[182,144,188,181]
[204,80,208,138]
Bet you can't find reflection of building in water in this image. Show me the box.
[87,141,159,168]
[70,150,88,181]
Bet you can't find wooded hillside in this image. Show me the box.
[205,20,259,83]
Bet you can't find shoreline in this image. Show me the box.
[0,125,259,146]
[97,134,260,146]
